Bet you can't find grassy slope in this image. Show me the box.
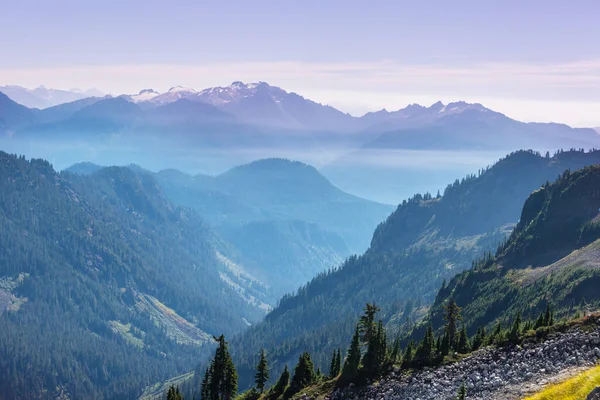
[525,365,600,400]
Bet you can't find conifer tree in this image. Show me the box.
[272,365,289,395]
[471,327,486,351]
[340,326,361,384]
[359,303,380,345]
[167,385,183,400]
[534,313,545,329]
[390,337,401,363]
[207,335,238,400]
[285,352,315,399]
[543,304,552,326]
[415,324,435,366]
[376,321,388,368]
[456,326,470,354]
[329,350,337,378]
[362,319,387,377]
[254,349,269,393]
[335,349,342,376]
[440,331,450,357]
[200,367,210,400]
[401,340,414,369]
[443,298,462,350]
[491,321,503,344]
[456,381,467,400]
[509,313,522,344]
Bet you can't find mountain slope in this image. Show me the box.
[0,92,38,133]
[151,158,393,297]
[0,152,268,399]
[429,164,600,334]
[228,149,600,389]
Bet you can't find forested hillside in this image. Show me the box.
[0,152,268,399]
[138,158,393,297]
[430,164,600,335]
[227,149,600,390]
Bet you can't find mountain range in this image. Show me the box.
[2,82,600,203]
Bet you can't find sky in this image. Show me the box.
[1,0,600,126]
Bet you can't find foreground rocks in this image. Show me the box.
[330,325,600,400]
[588,387,600,400]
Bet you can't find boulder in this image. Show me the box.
[588,387,600,400]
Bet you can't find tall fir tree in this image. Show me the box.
[340,326,361,384]
[509,313,522,344]
[329,350,337,378]
[415,324,435,366]
[456,326,470,354]
[200,367,211,400]
[284,352,315,399]
[254,349,269,393]
[359,303,380,345]
[401,340,414,369]
[206,335,238,400]
[443,298,462,350]
[335,349,342,377]
[272,365,289,395]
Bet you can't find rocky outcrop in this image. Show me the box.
[330,324,600,400]
[588,387,600,400]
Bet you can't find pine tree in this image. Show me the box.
[456,326,470,354]
[376,321,388,368]
[534,313,545,329]
[200,367,210,400]
[440,331,450,357]
[272,365,289,395]
[329,350,337,378]
[456,381,467,400]
[443,298,462,350]
[335,349,342,376]
[167,385,183,400]
[340,326,361,384]
[390,337,401,363]
[471,327,486,351]
[284,352,315,399]
[543,304,552,326]
[401,340,414,369]
[362,319,387,377]
[254,349,269,393]
[415,324,435,366]
[509,313,522,344]
[207,335,238,400]
[491,321,503,344]
[359,303,380,345]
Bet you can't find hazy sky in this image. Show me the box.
[1,0,600,126]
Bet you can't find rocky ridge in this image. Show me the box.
[327,319,600,400]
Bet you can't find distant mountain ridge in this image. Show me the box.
[0,85,103,109]
[3,82,600,204]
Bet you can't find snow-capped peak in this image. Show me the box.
[128,88,160,103]
[168,86,197,94]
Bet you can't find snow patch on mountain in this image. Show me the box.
[128,89,160,103]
